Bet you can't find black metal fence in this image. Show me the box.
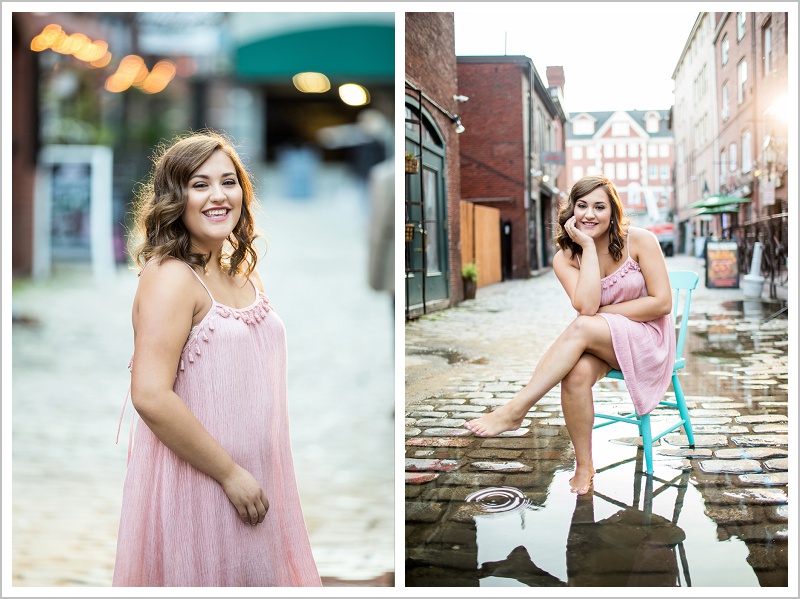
[723,213,789,300]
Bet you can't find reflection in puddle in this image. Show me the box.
[437,460,761,587]
[406,296,788,587]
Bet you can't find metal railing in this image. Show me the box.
[723,213,788,300]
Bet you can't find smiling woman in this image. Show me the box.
[114,131,322,587]
[465,176,675,495]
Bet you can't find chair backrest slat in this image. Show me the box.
[668,271,699,361]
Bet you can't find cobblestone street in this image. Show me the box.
[10,166,395,587]
[405,254,791,587]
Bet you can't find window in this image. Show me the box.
[628,143,639,157]
[604,162,616,179]
[572,166,584,181]
[649,165,658,180]
[738,59,747,104]
[721,35,729,65]
[702,63,708,95]
[616,162,627,181]
[604,144,615,158]
[737,12,746,41]
[721,83,729,120]
[616,143,627,158]
[660,165,669,180]
[659,143,670,158]
[572,146,583,160]
[741,130,752,173]
[648,144,658,158]
[763,21,772,75]
[720,150,727,178]
[628,162,639,180]
[645,115,659,133]
[729,143,737,172]
[611,121,630,136]
[573,117,595,135]
[585,146,596,159]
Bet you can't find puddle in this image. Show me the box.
[406,306,789,587]
[410,347,488,365]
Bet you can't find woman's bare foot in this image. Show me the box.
[569,465,595,495]
[464,404,525,437]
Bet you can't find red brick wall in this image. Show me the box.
[754,11,789,212]
[12,14,39,276]
[457,62,530,278]
[715,12,757,202]
[405,12,463,304]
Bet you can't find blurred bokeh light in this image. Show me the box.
[292,71,331,93]
[338,83,370,106]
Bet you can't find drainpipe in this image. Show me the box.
[526,60,536,274]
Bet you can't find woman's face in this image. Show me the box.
[181,149,243,252]
[572,187,613,241]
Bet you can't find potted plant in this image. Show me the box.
[405,152,419,174]
[462,262,478,300]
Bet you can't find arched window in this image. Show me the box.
[405,97,450,313]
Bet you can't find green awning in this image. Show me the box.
[236,24,394,82]
[693,205,743,216]
[689,194,752,209]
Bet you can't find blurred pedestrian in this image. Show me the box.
[367,155,395,311]
[465,176,675,496]
[113,130,322,587]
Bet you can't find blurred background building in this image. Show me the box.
[12,11,394,278]
[672,11,789,298]
[565,109,676,256]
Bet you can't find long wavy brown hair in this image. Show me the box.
[129,130,261,277]
[554,175,630,262]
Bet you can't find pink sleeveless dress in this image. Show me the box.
[113,262,322,587]
[583,237,676,416]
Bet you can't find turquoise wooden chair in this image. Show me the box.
[593,270,699,475]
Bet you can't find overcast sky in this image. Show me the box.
[453,4,701,114]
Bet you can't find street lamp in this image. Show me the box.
[762,134,778,185]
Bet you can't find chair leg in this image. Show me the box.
[639,413,654,475]
[673,374,695,447]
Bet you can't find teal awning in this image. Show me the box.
[689,194,752,209]
[236,24,394,82]
[693,205,743,216]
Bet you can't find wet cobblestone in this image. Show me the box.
[406,255,790,587]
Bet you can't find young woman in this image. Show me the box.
[113,131,322,586]
[465,175,675,495]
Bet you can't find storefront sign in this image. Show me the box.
[705,240,739,288]
[34,145,115,279]
[542,151,566,165]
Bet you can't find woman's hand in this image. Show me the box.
[220,464,270,526]
[564,215,594,248]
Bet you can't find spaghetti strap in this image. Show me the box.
[181,262,215,303]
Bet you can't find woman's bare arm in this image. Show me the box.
[597,228,673,322]
[554,216,602,315]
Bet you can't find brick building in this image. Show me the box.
[404,12,464,317]
[456,56,567,279]
[565,110,676,254]
[712,11,789,219]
